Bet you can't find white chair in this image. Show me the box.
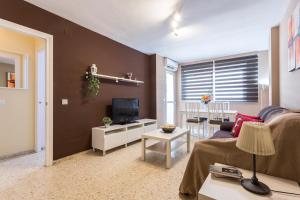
[222,102,230,111]
[207,102,225,136]
[221,101,231,121]
[184,102,207,138]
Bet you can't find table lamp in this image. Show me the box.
[236,122,275,195]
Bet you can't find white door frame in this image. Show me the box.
[0,18,54,166]
[35,48,46,153]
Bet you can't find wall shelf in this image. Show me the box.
[92,73,144,85]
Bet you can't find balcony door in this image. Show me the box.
[166,71,176,124]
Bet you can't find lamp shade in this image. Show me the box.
[236,122,275,156]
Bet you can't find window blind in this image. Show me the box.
[214,55,258,102]
[181,61,213,100]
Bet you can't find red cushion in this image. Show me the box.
[235,112,261,122]
[232,117,262,137]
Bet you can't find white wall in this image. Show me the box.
[176,51,270,124]
[0,27,37,158]
[279,0,300,110]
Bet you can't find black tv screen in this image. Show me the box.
[112,98,139,124]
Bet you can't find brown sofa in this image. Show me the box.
[211,106,288,139]
[179,106,300,200]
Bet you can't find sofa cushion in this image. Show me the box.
[235,112,260,121]
[210,130,233,139]
[220,121,235,132]
[257,106,287,121]
[232,117,262,137]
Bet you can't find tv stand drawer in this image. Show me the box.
[104,132,126,150]
[126,127,144,143]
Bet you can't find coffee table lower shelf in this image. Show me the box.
[141,127,190,169]
[145,139,186,154]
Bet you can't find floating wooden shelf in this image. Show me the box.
[92,73,144,85]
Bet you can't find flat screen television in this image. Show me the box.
[112,98,139,124]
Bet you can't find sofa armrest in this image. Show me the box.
[220,121,234,132]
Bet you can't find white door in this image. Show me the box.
[37,49,46,151]
[166,71,176,124]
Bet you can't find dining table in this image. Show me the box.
[178,109,238,127]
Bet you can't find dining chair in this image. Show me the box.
[222,102,230,111]
[184,102,207,138]
[207,102,225,136]
[222,101,231,121]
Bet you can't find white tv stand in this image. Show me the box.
[92,119,157,155]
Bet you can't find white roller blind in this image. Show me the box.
[181,61,213,100]
[214,55,258,102]
[181,54,258,102]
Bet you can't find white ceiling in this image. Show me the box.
[25,0,289,63]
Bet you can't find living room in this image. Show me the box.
[0,0,299,200]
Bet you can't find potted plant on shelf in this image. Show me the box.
[85,71,100,96]
[102,117,112,128]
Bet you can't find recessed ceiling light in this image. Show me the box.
[171,20,178,28]
[174,13,181,21]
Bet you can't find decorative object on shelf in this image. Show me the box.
[90,64,98,75]
[161,124,176,133]
[102,117,112,128]
[126,72,133,79]
[201,94,212,104]
[6,72,15,88]
[236,122,275,195]
[85,71,100,96]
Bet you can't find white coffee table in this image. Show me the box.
[141,127,190,168]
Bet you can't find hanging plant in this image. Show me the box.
[85,72,100,96]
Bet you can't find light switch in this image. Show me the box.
[62,99,68,105]
[0,99,6,105]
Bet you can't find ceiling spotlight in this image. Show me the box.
[171,20,178,28]
[174,13,181,21]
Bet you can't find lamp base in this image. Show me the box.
[241,178,271,195]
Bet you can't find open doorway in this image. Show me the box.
[0,19,53,167]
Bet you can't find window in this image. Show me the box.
[181,55,258,102]
[181,61,213,101]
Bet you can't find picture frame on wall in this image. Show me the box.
[288,2,300,71]
[6,72,15,88]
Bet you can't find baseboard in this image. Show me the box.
[53,149,91,165]
[0,150,35,161]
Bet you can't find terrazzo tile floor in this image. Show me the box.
[0,138,199,200]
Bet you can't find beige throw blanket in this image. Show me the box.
[179,113,300,199]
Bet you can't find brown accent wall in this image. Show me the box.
[0,0,156,159]
[149,55,157,118]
